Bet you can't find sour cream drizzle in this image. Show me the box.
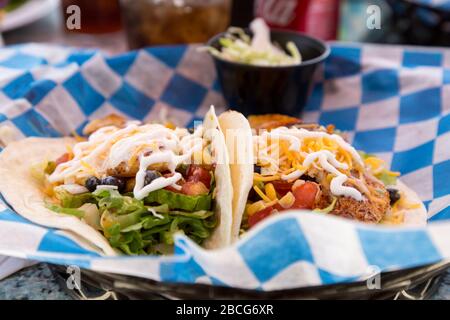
[256,127,364,201]
[49,122,205,199]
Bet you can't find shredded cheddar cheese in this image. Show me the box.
[393,193,422,212]
[80,160,95,174]
[71,130,86,142]
[253,126,368,201]
[65,144,74,160]
[246,201,266,216]
[253,173,281,182]
[279,192,295,208]
[386,170,400,177]
[253,185,271,202]
[265,183,277,201]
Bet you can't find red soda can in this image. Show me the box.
[254,0,340,40]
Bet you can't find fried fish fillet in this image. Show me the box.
[316,174,390,223]
[248,114,301,130]
[83,114,127,136]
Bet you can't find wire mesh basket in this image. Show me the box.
[50,261,449,300]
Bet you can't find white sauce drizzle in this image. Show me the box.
[148,208,164,220]
[95,185,118,191]
[330,175,363,201]
[281,169,304,181]
[49,123,206,200]
[256,127,365,201]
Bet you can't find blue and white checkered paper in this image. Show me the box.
[0,43,449,290]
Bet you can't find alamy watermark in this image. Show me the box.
[367,5,382,30]
[364,265,382,290]
[66,5,81,30]
[64,4,381,32]
[63,263,382,290]
[66,265,81,290]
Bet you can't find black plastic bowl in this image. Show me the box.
[207,29,330,116]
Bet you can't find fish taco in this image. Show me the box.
[218,113,427,242]
[0,106,233,255]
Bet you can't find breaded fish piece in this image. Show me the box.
[83,114,127,136]
[248,114,301,130]
[316,175,390,223]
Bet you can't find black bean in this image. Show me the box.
[101,176,126,193]
[144,170,162,186]
[388,188,401,206]
[247,188,260,202]
[85,176,101,192]
[254,165,262,174]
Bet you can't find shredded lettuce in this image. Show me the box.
[168,210,213,219]
[49,188,216,255]
[55,190,94,208]
[202,19,302,66]
[377,171,397,186]
[46,204,84,218]
[144,188,212,212]
[358,150,398,186]
[80,203,101,230]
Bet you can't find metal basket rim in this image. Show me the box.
[50,260,450,299]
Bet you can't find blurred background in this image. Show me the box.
[0,0,449,53]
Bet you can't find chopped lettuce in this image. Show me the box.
[94,189,145,215]
[144,188,212,212]
[358,150,398,186]
[80,203,101,230]
[377,171,397,186]
[358,150,373,160]
[55,190,94,208]
[44,161,56,175]
[47,204,84,218]
[48,188,216,255]
[202,19,302,66]
[168,210,213,219]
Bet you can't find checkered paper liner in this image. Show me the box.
[0,43,449,290]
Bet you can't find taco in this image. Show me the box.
[218,113,427,242]
[0,106,233,255]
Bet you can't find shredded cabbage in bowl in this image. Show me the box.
[203,18,302,67]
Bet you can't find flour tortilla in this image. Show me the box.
[394,180,428,226]
[0,107,234,254]
[202,106,233,248]
[218,112,428,243]
[0,137,118,256]
[218,111,254,242]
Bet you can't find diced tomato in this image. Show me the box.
[55,153,70,165]
[181,181,209,196]
[248,205,276,228]
[273,202,285,212]
[186,165,211,188]
[292,182,319,209]
[271,180,293,197]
